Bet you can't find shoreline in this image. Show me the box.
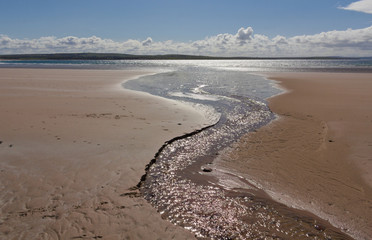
[0,68,213,239]
[2,66,372,239]
[216,72,372,239]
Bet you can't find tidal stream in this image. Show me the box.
[125,69,353,239]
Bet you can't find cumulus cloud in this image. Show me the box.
[141,37,153,46]
[1,26,372,57]
[273,35,288,45]
[340,0,372,14]
[236,27,254,43]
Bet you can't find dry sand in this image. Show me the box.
[0,68,211,239]
[216,72,372,240]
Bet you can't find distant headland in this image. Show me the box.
[0,53,358,60]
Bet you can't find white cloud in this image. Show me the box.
[340,0,372,14]
[1,26,372,57]
[141,37,153,46]
[236,27,254,43]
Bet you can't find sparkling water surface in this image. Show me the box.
[2,58,372,72]
[123,61,356,239]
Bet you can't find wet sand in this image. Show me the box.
[0,68,212,239]
[216,72,372,239]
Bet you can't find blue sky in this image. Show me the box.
[1,0,372,56]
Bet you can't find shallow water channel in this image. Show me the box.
[125,69,353,239]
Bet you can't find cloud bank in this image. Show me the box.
[340,0,372,14]
[1,26,372,57]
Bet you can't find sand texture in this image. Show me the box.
[0,68,212,239]
[216,72,372,239]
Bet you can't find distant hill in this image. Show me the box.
[0,53,357,60]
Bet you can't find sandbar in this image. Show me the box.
[216,72,372,239]
[0,68,211,239]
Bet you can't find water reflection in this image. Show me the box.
[128,68,352,239]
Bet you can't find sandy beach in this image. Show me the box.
[0,68,212,239]
[216,72,372,239]
[2,67,372,239]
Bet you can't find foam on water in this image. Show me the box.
[168,92,220,101]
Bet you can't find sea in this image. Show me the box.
[2,59,372,239]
